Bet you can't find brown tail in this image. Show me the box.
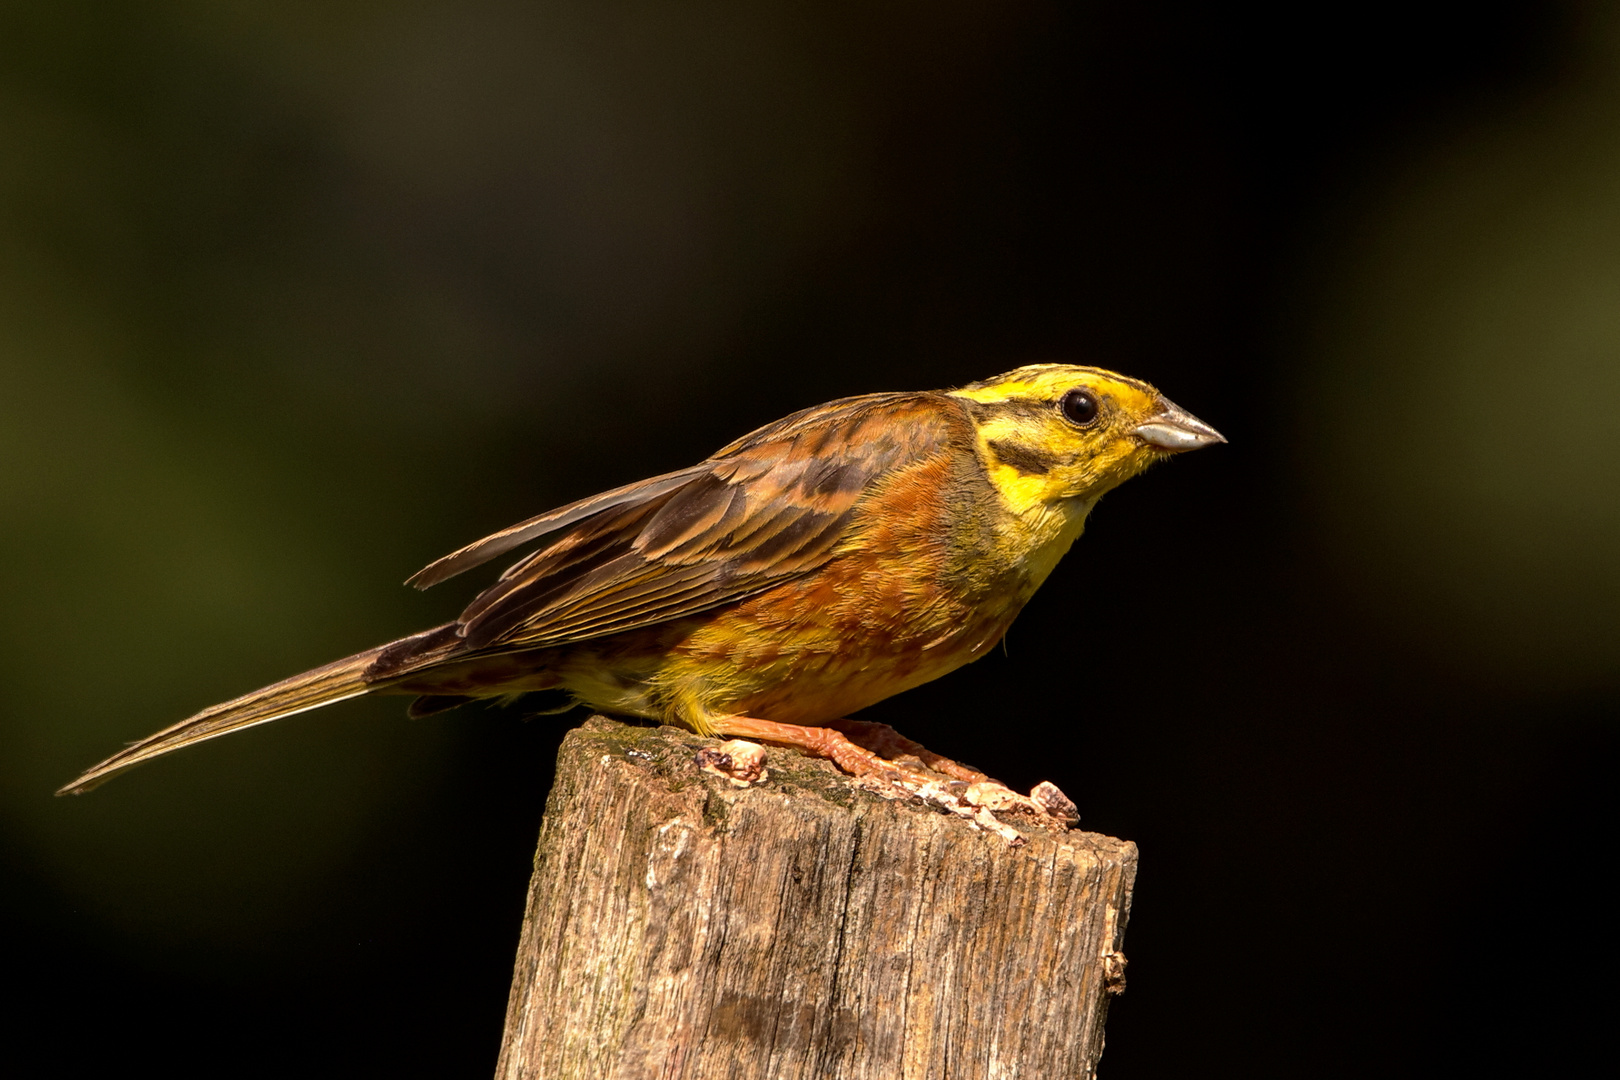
[58,645,392,795]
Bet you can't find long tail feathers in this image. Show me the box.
[58,646,391,796]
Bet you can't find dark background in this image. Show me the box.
[4,2,1615,1076]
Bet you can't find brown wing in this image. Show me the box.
[385,390,956,669]
[404,465,714,589]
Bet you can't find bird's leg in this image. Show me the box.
[821,719,991,784]
[705,716,1077,841]
[824,719,1078,822]
[706,716,935,785]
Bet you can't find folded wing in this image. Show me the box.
[378,391,952,672]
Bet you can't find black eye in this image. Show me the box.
[1060,389,1099,426]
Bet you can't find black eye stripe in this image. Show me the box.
[1060,389,1099,426]
[987,439,1058,476]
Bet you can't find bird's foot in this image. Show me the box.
[706,716,1078,843]
[829,719,1079,826]
[821,719,991,783]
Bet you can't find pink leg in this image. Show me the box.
[708,716,962,788]
[822,719,991,784]
[705,716,1079,836]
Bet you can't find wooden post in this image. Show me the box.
[495,717,1137,1080]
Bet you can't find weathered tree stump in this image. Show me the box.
[496,716,1137,1080]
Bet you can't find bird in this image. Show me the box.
[58,364,1224,798]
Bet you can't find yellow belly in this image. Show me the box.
[545,547,1030,731]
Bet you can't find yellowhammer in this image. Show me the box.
[60,365,1223,803]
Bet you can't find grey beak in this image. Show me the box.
[1133,396,1227,451]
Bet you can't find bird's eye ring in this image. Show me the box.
[1059,389,1100,426]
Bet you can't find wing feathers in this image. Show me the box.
[405,465,710,589]
[410,390,957,663]
[636,474,744,559]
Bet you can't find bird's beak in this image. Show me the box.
[1133,397,1227,452]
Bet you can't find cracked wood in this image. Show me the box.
[496,717,1137,1080]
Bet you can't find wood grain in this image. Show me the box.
[496,717,1137,1080]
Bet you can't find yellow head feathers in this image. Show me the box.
[948,364,1224,515]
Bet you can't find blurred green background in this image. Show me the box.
[4,1,1614,1076]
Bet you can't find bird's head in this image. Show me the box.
[949,364,1225,513]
